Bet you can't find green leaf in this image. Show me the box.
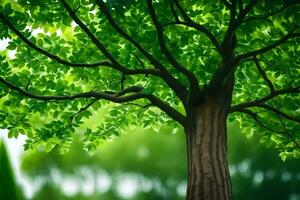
[45,142,56,152]
[3,101,11,106]
[110,110,120,116]
[37,39,43,47]
[279,152,287,162]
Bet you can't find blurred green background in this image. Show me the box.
[1,123,300,200]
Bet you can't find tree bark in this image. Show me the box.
[185,99,232,200]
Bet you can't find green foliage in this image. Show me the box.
[0,0,299,159]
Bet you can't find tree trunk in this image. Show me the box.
[185,100,232,200]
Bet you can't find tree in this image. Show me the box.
[0,0,299,199]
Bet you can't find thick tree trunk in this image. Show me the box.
[185,100,232,200]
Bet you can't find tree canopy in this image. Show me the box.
[0,0,299,159]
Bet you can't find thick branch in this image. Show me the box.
[220,4,237,57]
[1,1,187,125]
[230,87,300,111]
[222,0,257,51]
[238,29,300,61]
[0,76,186,125]
[253,56,275,92]
[95,0,188,104]
[173,0,220,50]
[114,86,143,96]
[0,75,143,101]
[147,0,201,101]
[146,94,186,125]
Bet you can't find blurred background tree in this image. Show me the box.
[0,139,24,200]
[19,124,300,200]
[21,126,187,200]
[228,125,300,200]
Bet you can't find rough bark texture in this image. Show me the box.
[185,99,232,200]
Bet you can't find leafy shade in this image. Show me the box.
[0,0,299,159]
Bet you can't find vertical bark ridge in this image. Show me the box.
[209,106,219,200]
[186,102,232,200]
[221,117,233,199]
[218,110,231,200]
[211,106,223,200]
[200,104,211,198]
[186,132,192,197]
[216,127,228,200]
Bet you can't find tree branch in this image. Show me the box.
[133,53,146,69]
[95,0,165,68]
[163,20,220,51]
[60,0,144,75]
[70,98,98,124]
[169,0,179,22]
[59,0,108,56]
[222,0,257,52]
[256,104,300,124]
[146,93,187,125]
[253,56,275,92]
[0,12,110,68]
[277,116,300,148]
[220,0,232,9]
[0,75,143,101]
[95,0,188,104]
[238,27,300,61]
[235,108,284,134]
[147,0,201,102]
[243,2,299,23]
[120,73,126,90]
[172,0,220,51]
[124,102,153,110]
[235,0,258,23]
[0,11,159,76]
[230,87,300,111]
[233,108,300,147]
[0,75,186,125]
